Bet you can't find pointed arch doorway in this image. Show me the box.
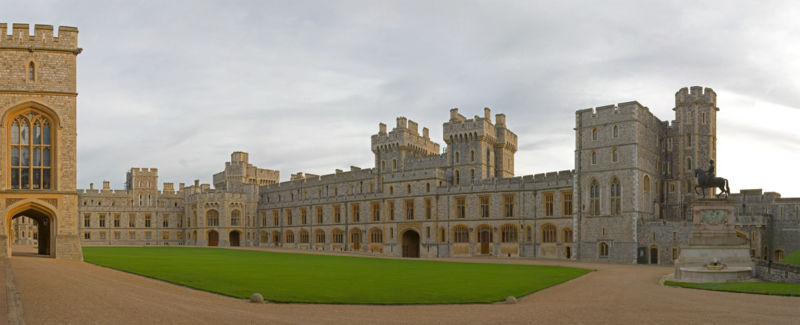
[7,203,56,257]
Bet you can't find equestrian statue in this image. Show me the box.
[694,159,730,198]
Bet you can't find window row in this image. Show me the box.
[82,213,184,228]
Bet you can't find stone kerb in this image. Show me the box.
[753,260,800,283]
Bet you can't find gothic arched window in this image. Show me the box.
[10,111,53,189]
[610,178,621,215]
[590,179,600,215]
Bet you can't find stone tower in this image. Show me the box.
[442,108,517,184]
[667,86,718,216]
[0,23,82,259]
[371,117,439,190]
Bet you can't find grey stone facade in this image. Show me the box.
[77,87,800,264]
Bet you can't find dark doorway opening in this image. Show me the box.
[10,209,53,257]
[402,230,420,258]
[208,230,219,246]
[229,231,240,247]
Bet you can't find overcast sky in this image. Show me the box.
[5,1,800,196]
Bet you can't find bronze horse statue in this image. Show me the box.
[694,168,730,198]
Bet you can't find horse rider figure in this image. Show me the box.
[694,159,730,198]
[707,160,715,178]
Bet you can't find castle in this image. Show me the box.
[77,90,800,264]
[1,23,796,264]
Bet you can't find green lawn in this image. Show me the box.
[781,249,800,266]
[83,247,590,304]
[665,280,800,297]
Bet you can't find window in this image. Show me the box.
[672,248,679,260]
[285,231,295,243]
[370,229,383,243]
[686,157,692,171]
[371,203,380,221]
[686,179,692,193]
[84,232,91,239]
[315,230,325,243]
[562,228,573,243]
[562,191,573,215]
[405,199,414,220]
[316,207,323,224]
[526,226,533,242]
[470,169,475,183]
[29,62,35,81]
[392,159,397,170]
[10,111,53,189]
[334,205,341,223]
[480,197,490,218]
[610,178,621,215]
[84,214,91,227]
[456,197,466,218]
[504,195,515,217]
[381,160,385,171]
[145,232,151,240]
[286,210,293,225]
[453,225,469,243]
[440,227,446,242]
[206,210,219,226]
[455,152,460,163]
[501,224,517,243]
[144,215,151,228]
[542,224,556,243]
[114,214,121,228]
[129,214,136,227]
[592,128,598,141]
[332,229,343,243]
[272,211,279,226]
[99,232,106,240]
[470,150,475,162]
[644,175,651,192]
[426,183,430,192]
[352,204,360,222]
[591,151,597,165]
[702,112,707,124]
[99,215,106,227]
[406,184,411,193]
[599,242,609,257]
[162,215,170,228]
[612,147,618,162]
[388,201,395,220]
[669,183,675,193]
[389,186,393,194]
[114,232,120,240]
[454,170,460,185]
[686,134,692,148]
[613,125,618,138]
[425,199,432,219]
[299,230,309,243]
[544,192,554,216]
[299,208,307,225]
[162,232,169,240]
[589,179,600,215]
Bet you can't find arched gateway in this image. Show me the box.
[0,24,84,259]
[402,230,420,258]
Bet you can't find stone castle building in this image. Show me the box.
[2,23,795,264]
[77,88,800,264]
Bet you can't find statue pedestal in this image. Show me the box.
[674,200,753,283]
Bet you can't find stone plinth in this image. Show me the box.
[674,200,753,283]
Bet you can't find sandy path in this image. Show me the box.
[7,249,800,325]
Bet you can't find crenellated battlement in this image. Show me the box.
[0,23,80,52]
[675,86,716,107]
[577,101,652,121]
[371,116,440,155]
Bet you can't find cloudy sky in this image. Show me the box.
[5,1,800,196]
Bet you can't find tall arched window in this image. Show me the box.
[612,147,618,162]
[453,225,469,243]
[29,62,35,81]
[230,209,241,226]
[11,111,53,189]
[589,179,600,215]
[591,151,597,165]
[644,175,651,192]
[454,170,460,185]
[206,210,219,226]
[592,128,598,141]
[470,150,475,162]
[500,224,517,243]
[610,178,621,215]
[599,242,609,257]
[542,224,557,243]
[613,125,618,138]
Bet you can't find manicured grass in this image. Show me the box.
[781,249,800,266]
[83,247,590,304]
[665,280,800,297]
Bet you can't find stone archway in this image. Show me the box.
[229,230,240,247]
[6,203,57,257]
[402,230,420,258]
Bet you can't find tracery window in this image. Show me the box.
[10,111,52,189]
[589,179,600,216]
[231,209,241,226]
[370,228,383,243]
[610,178,621,215]
[206,209,219,226]
[453,225,469,243]
[542,224,557,243]
[501,224,517,243]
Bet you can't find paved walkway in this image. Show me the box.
[6,247,800,324]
